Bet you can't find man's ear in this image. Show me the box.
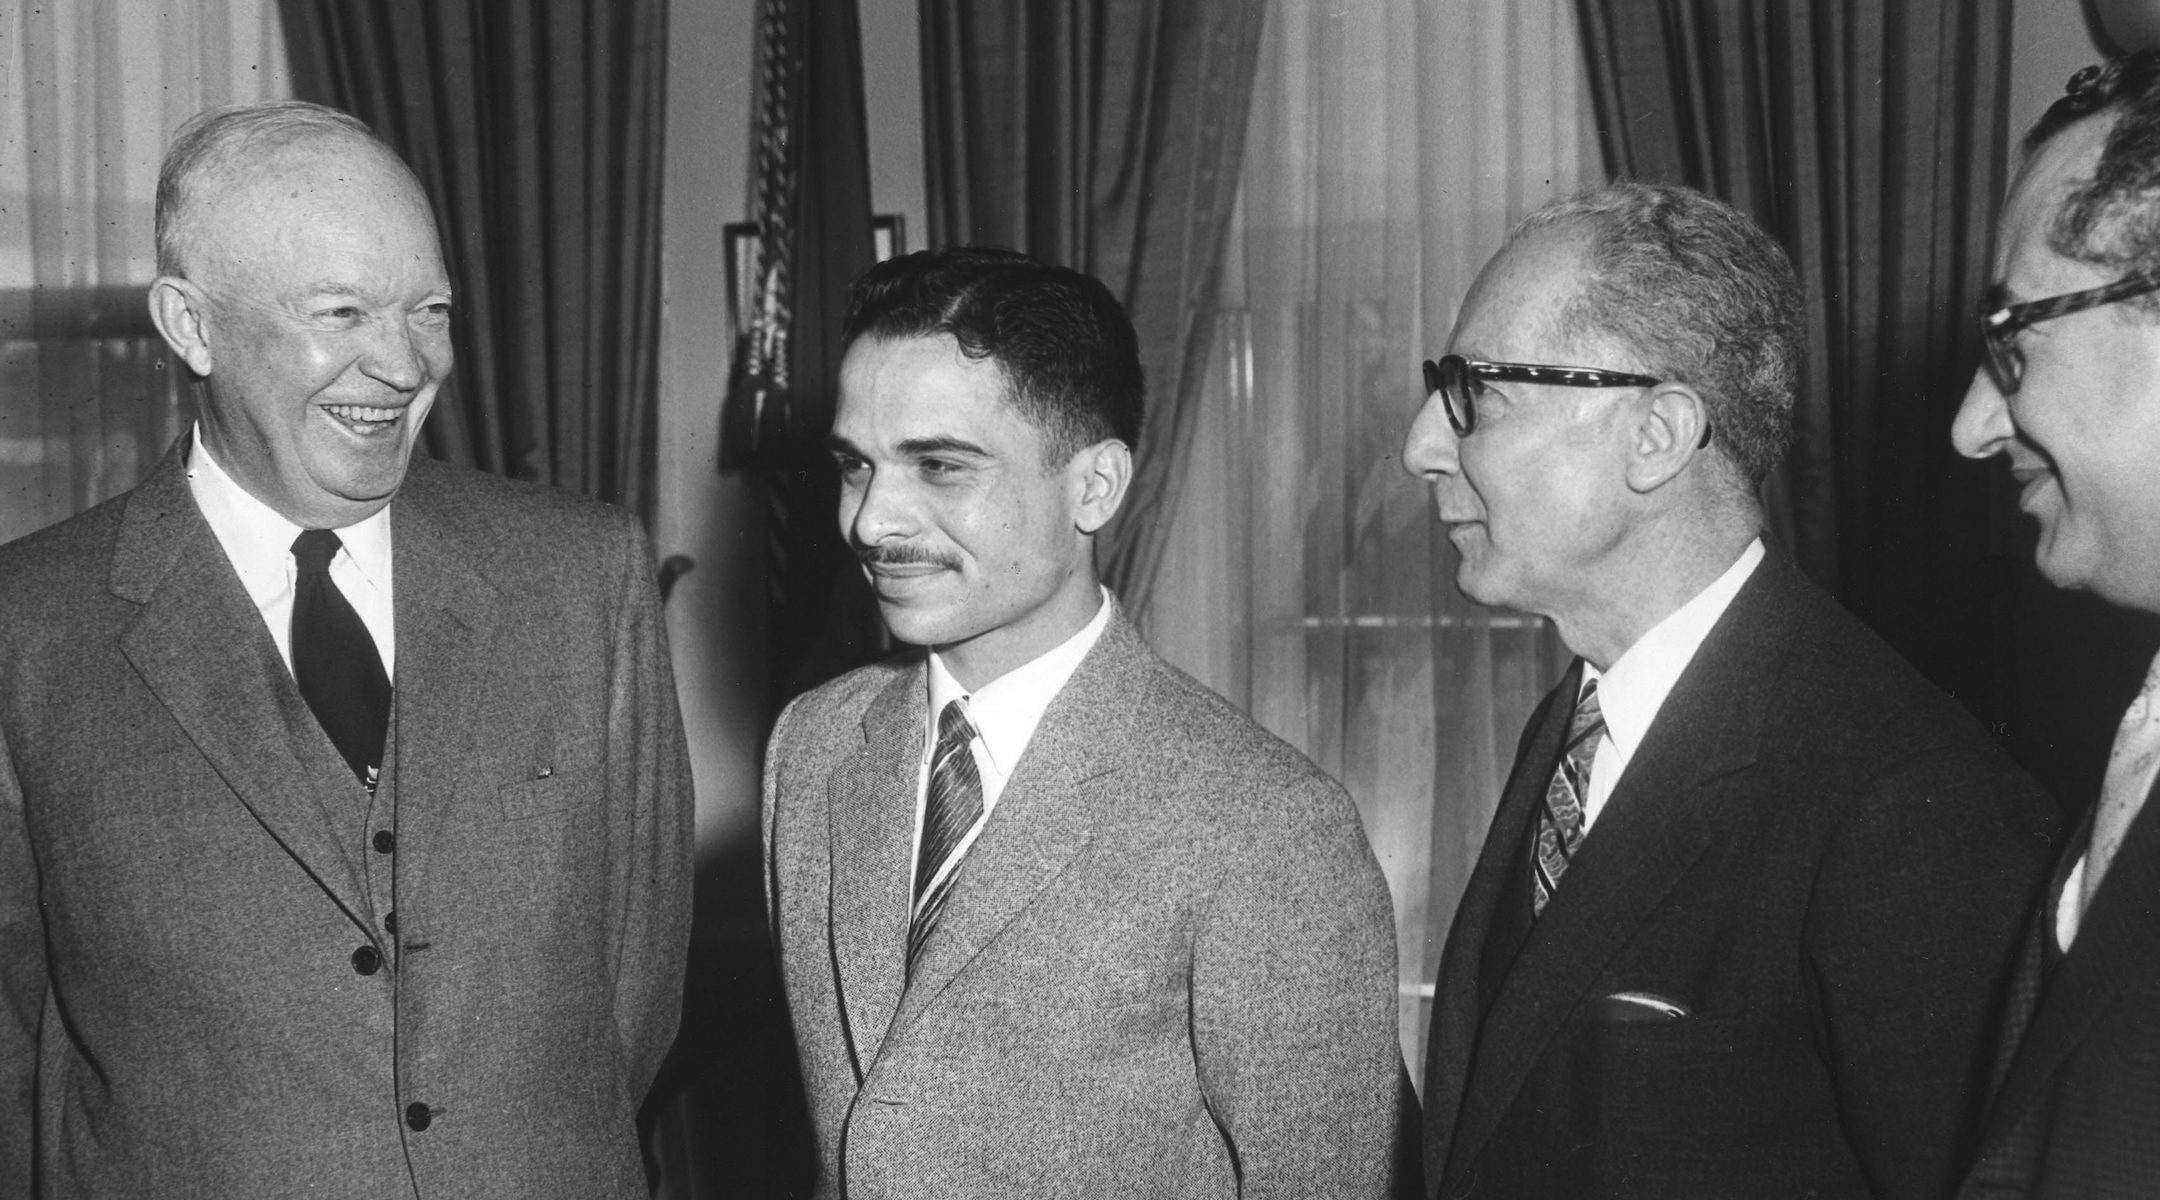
[148,276,216,378]
[1070,438,1134,534]
[1623,382,1713,494]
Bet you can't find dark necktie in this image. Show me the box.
[908,700,984,971]
[290,529,391,791]
[1533,678,1604,916]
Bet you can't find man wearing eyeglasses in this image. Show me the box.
[1953,53,2160,1200]
[1406,181,2052,1200]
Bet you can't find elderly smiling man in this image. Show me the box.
[1953,52,2160,1200]
[0,102,691,1198]
[763,246,1406,1199]
[1406,181,2053,1200]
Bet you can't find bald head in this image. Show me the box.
[155,101,426,281]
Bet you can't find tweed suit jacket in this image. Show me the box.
[763,607,1404,1199]
[0,439,694,1199]
[1422,551,2057,1200]
[1960,775,2160,1199]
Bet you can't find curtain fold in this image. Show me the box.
[1573,0,2018,726]
[1145,0,1599,1083]
[918,0,1266,621]
[278,0,669,522]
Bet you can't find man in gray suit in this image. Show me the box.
[764,246,1404,1198]
[0,102,692,1198]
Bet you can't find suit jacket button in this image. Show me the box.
[373,830,396,854]
[405,1101,432,1131]
[352,945,382,975]
[383,911,397,935]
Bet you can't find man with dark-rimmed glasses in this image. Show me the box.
[1953,51,2160,1200]
[1406,180,2051,1200]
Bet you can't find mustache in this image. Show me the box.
[856,542,961,571]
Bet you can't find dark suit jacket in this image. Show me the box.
[0,440,693,1199]
[1961,781,2160,1199]
[1423,551,2057,1200]
[763,607,1405,1199]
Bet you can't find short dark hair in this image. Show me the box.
[840,246,1144,463]
[1512,181,1804,489]
[2025,52,2160,312]
[156,101,401,278]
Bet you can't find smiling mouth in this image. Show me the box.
[2009,466,2054,509]
[321,404,407,435]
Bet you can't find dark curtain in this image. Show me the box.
[278,0,668,523]
[1573,0,2160,806]
[920,0,1267,618]
[722,0,885,713]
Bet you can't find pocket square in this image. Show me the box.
[1589,991,1690,1022]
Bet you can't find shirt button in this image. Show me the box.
[352,945,382,975]
[373,830,396,854]
[405,1101,432,1131]
[384,911,397,936]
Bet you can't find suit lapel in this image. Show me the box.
[881,612,1138,1050]
[1981,774,2160,1150]
[112,439,374,927]
[1424,666,1575,1173]
[377,464,501,909]
[828,664,923,1076]
[1446,552,1791,1182]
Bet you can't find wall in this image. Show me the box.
[2011,0,2110,142]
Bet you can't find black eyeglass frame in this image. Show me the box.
[1420,354,1663,437]
[1978,270,2160,394]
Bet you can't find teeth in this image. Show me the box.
[325,405,401,424]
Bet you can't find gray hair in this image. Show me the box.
[154,101,404,278]
[1509,180,1804,489]
[2025,53,2160,314]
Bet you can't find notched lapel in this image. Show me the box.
[883,613,1138,1049]
[1982,780,2160,1148]
[1448,556,1786,1179]
[380,493,501,906]
[112,453,374,928]
[829,667,922,1076]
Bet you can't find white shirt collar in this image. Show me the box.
[927,586,1115,779]
[185,423,394,601]
[1583,538,1765,771]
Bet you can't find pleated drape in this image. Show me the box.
[1573,0,2022,727]
[918,0,1267,620]
[278,0,669,523]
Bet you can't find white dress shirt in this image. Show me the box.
[185,425,396,679]
[1576,538,1765,832]
[910,587,1115,905]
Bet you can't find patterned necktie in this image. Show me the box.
[908,700,984,970]
[291,530,392,791]
[1533,677,1604,916]
[2081,651,2160,921]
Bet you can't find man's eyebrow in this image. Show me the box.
[896,435,990,458]
[827,432,867,457]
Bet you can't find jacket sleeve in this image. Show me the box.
[603,512,696,1105]
[1189,771,1407,1199]
[0,718,43,1196]
[1803,744,2057,1200]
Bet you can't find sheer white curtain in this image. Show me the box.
[0,0,290,544]
[1145,0,1601,1083]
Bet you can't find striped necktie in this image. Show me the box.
[1533,678,1604,916]
[908,700,984,971]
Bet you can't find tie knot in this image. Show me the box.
[292,529,343,577]
[1570,678,1605,742]
[936,699,977,749]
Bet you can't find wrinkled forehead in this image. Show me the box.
[1448,228,1594,361]
[1996,115,2113,283]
